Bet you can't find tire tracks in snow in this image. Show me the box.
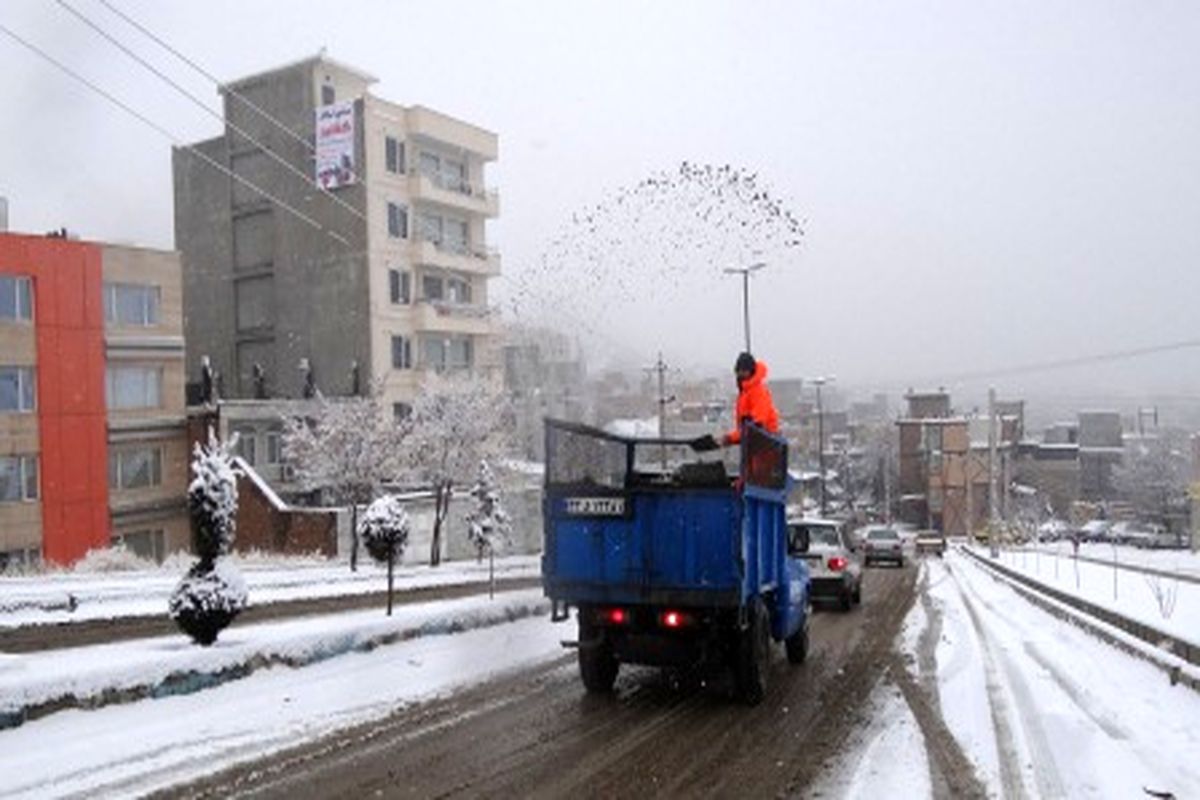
[948,560,1067,799]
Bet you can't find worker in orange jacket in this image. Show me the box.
[722,352,780,446]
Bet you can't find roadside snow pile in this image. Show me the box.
[0,589,548,729]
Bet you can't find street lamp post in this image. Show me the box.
[724,262,766,352]
[810,376,835,516]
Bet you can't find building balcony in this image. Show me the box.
[409,238,500,276]
[408,171,499,217]
[410,299,498,336]
[407,106,498,161]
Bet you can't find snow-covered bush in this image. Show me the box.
[168,561,248,645]
[170,430,248,645]
[358,495,410,615]
[465,460,513,598]
[72,544,155,573]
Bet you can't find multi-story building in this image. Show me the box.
[0,230,189,567]
[173,54,501,418]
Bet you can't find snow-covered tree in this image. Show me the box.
[1115,431,1191,529]
[358,495,410,616]
[465,460,513,597]
[407,374,509,566]
[169,429,248,646]
[282,385,408,570]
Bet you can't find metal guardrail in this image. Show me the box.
[958,546,1199,690]
[1013,546,1200,586]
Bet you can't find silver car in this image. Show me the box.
[789,518,862,611]
[863,526,905,567]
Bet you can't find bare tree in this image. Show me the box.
[282,387,408,570]
[1115,430,1191,532]
[406,374,509,566]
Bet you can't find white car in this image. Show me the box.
[863,526,905,567]
[789,518,862,611]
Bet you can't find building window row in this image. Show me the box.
[113,528,165,563]
[106,366,162,410]
[0,366,36,412]
[418,150,468,194]
[422,273,472,304]
[0,454,39,503]
[109,446,163,490]
[233,427,282,467]
[391,335,413,370]
[417,211,469,254]
[0,275,33,322]
[104,282,161,327]
[422,334,473,372]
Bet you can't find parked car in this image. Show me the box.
[789,518,862,611]
[1078,519,1111,543]
[1037,519,1070,542]
[864,526,905,567]
[914,529,947,557]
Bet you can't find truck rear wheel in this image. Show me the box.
[736,600,770,705]
[578,620,618,694]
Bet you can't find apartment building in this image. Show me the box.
[0,231,189,567]
[173,54,501,418]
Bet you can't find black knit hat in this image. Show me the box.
[735,352,756,374]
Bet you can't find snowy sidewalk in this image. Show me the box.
[0,554,541,627]
[0,588,548,728]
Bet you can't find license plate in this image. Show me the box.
[564,497,626,516]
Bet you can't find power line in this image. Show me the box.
[936,338,1200,383]
[0,21,350,246]
[54,0,366,226]
[94,0,335,167]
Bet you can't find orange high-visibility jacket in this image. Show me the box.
[726,360,780,444]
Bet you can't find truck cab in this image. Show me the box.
[541,419,812,704]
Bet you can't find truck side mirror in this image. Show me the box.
[789,527,809,555]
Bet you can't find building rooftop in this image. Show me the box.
[221,52,378,93]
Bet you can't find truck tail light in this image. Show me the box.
[828,556,848,572]
[604,607,627,624]
[661,610,686,628]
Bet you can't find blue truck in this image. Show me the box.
[541,419,812,705]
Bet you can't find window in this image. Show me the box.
[235,431,257,466]
[385,136,405,174]
[421,335,473,371]
[922,424,943,454]
[104,283,161,326]
[418,212,443,245]
[0,547,40,572]
[321,84,336,105]
[0,366,36,412]
[0,275,33,322]
[113,529,165,563]
[393,402,412,422]
[106,366,162,409]
[391,335,412,370]
[388,269,410,304]
[387,202,409,239]
[265,431,282,465]
[445,219,469,254]
[0,455,38,502]
[423,274,471,304]
[443,159,466,192]
[419,151,440,181]
[108,447,162,490]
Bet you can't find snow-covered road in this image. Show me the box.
[0,613,565,798]
[920,552,1200,798]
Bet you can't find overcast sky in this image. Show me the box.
[2,1,1198,401]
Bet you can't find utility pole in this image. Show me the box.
[644,352,674,471]
[723,262,766,352]
[988,387,1000,557]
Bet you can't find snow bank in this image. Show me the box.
[0,589,549,728]
[0,554,541,628]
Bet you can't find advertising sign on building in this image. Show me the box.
[315,102,356,189]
